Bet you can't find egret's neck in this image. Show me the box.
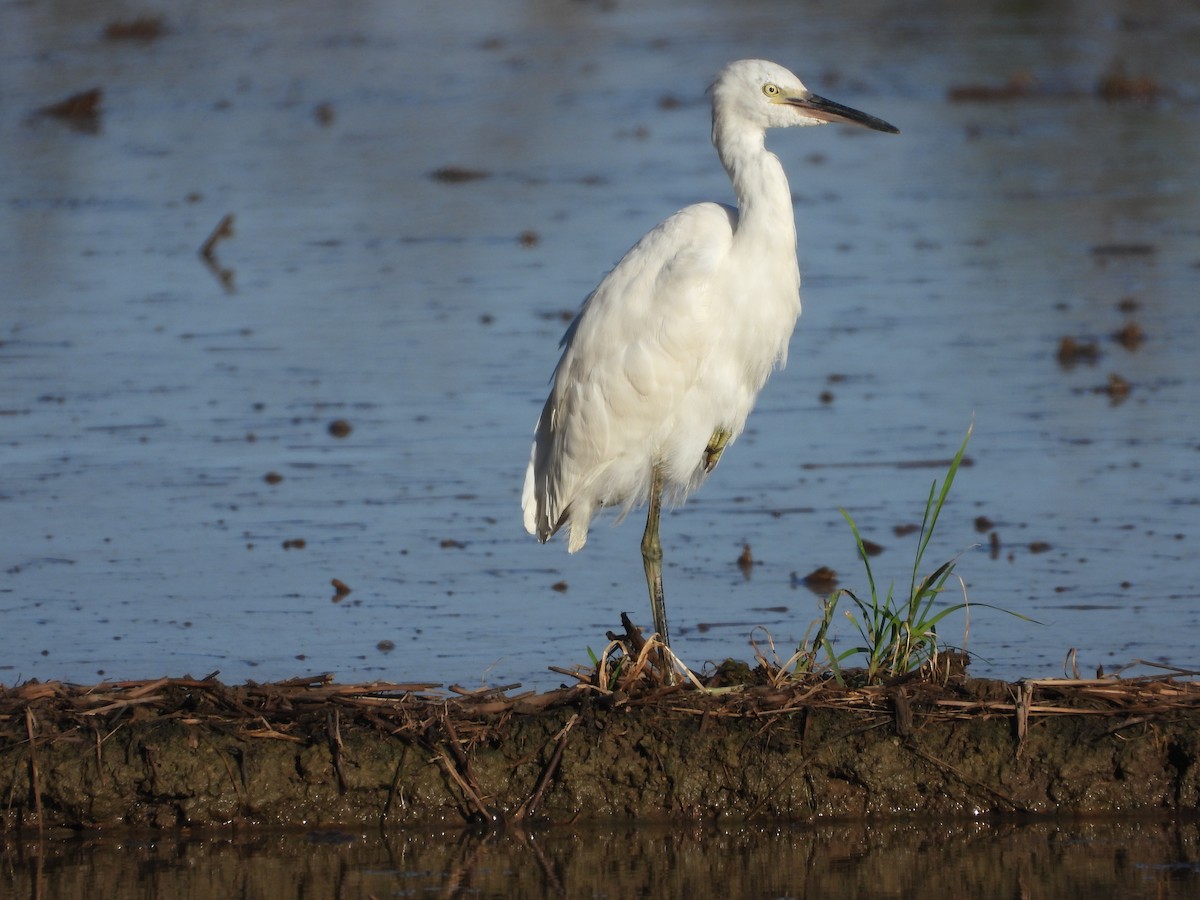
[714,121,797,249]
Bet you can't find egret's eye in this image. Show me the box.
[762,83,781,97]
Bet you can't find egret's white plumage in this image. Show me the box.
[523,59,897,648]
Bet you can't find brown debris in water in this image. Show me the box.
[1097,63,1161,103]
[1056,336,1100,366]
[797,566,838,591]
[947,71,1037,103]
[36,88,103,134]
[1112,321,1145,351]
[199,212,236,292]
[313,102,335,127]
[860,538,884,557]
[103,16,167,41]
[430,166,490,184]
[1099,372,1132,403]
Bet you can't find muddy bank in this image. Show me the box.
[3,673,1199,831]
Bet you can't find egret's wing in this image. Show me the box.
[523,202,737,549]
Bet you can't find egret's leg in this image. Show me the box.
[641,465,670,649]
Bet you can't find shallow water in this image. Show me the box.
[4,818,1200,899]
[3,1,1200,692]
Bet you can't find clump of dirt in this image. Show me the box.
[35,88,103,134]
[103,16,167,41]
[1097,63,1161,103]
[3,660,1199,832]
[948,71,1038,103]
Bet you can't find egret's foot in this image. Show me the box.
[703,428,733,472]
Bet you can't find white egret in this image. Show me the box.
[522,59,898,650]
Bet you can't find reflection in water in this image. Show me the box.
[3,818,1199,898]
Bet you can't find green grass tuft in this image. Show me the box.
[800,422,1033,684]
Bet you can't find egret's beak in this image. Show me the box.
[786,92,899,134]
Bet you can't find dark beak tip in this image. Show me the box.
[800,92,900,136]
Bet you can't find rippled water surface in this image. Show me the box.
[4,1,1200,691]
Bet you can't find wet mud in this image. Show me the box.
[4,674,1199,832]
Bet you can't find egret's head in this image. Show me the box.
[711,59,899,136]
